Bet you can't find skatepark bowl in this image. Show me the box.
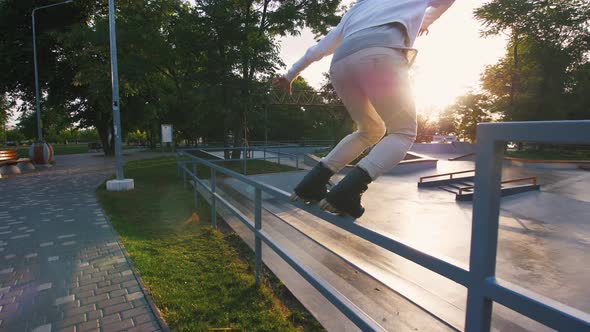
[176,121,590,332]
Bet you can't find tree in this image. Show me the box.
[1,0,347,155]
[475,0,590,121]
[437,107,457,137]
[6,129,26,144]
[442,93,493,142]
[0,95,9,143]
[192,0,344,157]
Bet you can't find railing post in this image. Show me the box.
[193,162,198,208]
[210,168,217,229]
[465,128,505,332]
[278,151,281,166]
[263,147,266,161]
[296,154,299,169]
[176,153,180,177]
[255,188,262,286]
[243,145,247,175]
[182,160,187,190]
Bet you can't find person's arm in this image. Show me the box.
[284,24,343,82]
[420,0,455,32]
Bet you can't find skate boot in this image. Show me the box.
[319,166,372,218]
[290,162,334,203]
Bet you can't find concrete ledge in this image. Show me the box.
[106,179,135,191]
[305,152,438,174]
[0,165,21,175]
[17,161,36,172]
[411,142,475,155]
[34,164,54,169]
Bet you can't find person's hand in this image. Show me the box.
[419,28,429,36]
[272,76,292,95]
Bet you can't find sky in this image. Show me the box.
[278,0,507,114]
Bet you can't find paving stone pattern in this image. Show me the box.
[0,154,163,332]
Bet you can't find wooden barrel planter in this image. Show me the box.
[28,142,54,165]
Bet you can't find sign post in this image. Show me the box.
[161,124,173,152]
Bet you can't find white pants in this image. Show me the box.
[322,47,417,179]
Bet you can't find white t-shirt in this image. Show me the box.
[285,0,455,82]
[331,23,416,65]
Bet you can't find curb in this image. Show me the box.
[99,199,171,332]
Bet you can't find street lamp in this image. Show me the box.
[105,0,134,191]
[31,0,73,165]
[32,0,73,143]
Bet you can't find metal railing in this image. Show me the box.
[176,121,590,332]
[180,145,303,175]
[466,120,590,331]
[176,148,386,331]
[457,176,537,196]
[419,169,475,183]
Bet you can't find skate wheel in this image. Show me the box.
[319,199,344,216]
[290,193,320,204]
[289,193,301,202]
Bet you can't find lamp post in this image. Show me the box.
[105,0,134,191]
[32,0,73,143]
[30,0,73,165]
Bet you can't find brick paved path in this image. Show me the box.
[0,153,165,332]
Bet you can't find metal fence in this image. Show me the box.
[179,145,304,175]
[176,121,590,332]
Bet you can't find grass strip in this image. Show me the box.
[506,148,590,161]
[97,157,323,331]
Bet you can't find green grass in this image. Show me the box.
[506,148,590,161]
[97,157,322,332]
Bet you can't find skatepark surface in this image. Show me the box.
[202,151,589,331]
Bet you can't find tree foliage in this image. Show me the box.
[476,0,590,121]
[0,0,345,154]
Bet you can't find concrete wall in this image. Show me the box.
[410,142,475,155]
[505,158,590,170]
[259,145,329,155]
[304,152,437,174]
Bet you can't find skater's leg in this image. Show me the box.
[321,47,415,218]
[320,57,386,174]
[356,47,417,179]
[290,161,333,202]
[289,57,383,203]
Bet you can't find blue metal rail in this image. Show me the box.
[176,121,590,332]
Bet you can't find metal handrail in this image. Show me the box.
[179,146,302,175]
[419,169,475,183]
[176,149,468,331]
[177,156,386,331]
[176,121,590,332]
[466,120,590,331]
[457,176,537,196]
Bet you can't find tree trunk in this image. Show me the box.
[510,33,519,119]
[97,123,114,156]
[231,121,244,159]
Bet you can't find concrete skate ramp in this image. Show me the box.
[304,151,438,174]
[225,162,590,332]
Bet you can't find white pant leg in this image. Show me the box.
[320,51,386,174]
[355,48,417,179]
[323,47,416,179]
